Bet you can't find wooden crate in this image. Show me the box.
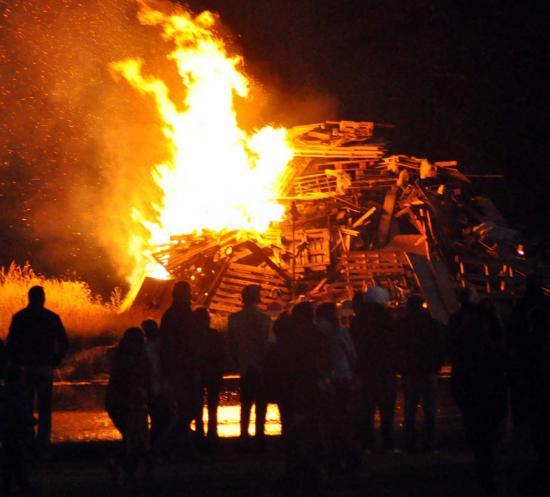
[209,262,290,316]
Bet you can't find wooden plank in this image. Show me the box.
[406,253,450,324]
[375,187,398,247]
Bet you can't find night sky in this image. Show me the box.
[1,0,549,293]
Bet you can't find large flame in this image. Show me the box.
[112,3,293,295]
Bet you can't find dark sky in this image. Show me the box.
[0,0,549,292]
[195,0,550,225]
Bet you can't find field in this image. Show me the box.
[0,263,150,347]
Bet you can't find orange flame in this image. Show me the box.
[111,3,293,296]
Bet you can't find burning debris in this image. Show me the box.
[134,120,529,323]
[108,3,535,321]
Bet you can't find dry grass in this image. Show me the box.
[0,263,151,345]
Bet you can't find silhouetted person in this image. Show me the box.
[228,285,274,447]
[159,281,202,446]
[508,274,547,425]
[352,286,397,453]
[281,301,331,496]
[268,311,295,438]
[6,285,68,453]
[316,302,357,471]
[141,319,163,446]
[194,307,225,443]
[0,365,34,492]
[449,288,507,497]
[396,295,446,453]
[0,339,6,379]
[105,327,151,484]
[508,275,549,495]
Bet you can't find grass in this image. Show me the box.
[0,263,152,348]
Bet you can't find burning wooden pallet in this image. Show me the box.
[133,120,534,323]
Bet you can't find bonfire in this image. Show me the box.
[110,3,532,324]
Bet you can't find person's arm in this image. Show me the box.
[212,331,226,364]
[342,329,357,371]
[6,314,22,365]
[226,314,238,365]
[265,316,276,346]
[53,314,69,366]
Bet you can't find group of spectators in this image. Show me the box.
[0,276,548,497]
[100,276,549,497]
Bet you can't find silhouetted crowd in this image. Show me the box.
[0,277,548,497]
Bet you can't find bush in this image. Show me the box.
[0,263,154,346]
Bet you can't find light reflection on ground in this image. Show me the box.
[52,404,282,442]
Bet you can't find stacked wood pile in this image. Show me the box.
[138,120,532,323]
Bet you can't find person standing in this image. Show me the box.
[279,302,331,496]
[316,302,357,471]
[193,307,225,443]
[396,295,446,453]
[0,365,35,492]
[105,327,151,484]
[6,285,68,454]
[141,319,164,446]
[227,285,274,447]
[507,275,549,494]
[158,281,202,446]
[352,286,398,453]
[449,288,507,497]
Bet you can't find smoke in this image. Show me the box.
[0,0,337,294]
[0,0,178,291]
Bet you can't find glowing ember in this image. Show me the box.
[111,3,293,294]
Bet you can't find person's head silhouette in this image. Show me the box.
[172,281,191,306]
[28,285,45,308]
[291,301,314,324]
[242,285,261,307]
[193,307,210,330]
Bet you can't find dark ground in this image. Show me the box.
[26,436,536,497]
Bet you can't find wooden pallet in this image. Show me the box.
[208,262,291,315]
[288,229,331,271]
[292,172,338,196]
[340,250,412,293]
[454,256,520,296]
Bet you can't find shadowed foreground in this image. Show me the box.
[26,438,534,497]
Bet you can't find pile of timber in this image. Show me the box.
[138,120,536,323]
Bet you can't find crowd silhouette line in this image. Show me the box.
[0,277,548,496]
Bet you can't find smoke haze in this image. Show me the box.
[0,0,337,294]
